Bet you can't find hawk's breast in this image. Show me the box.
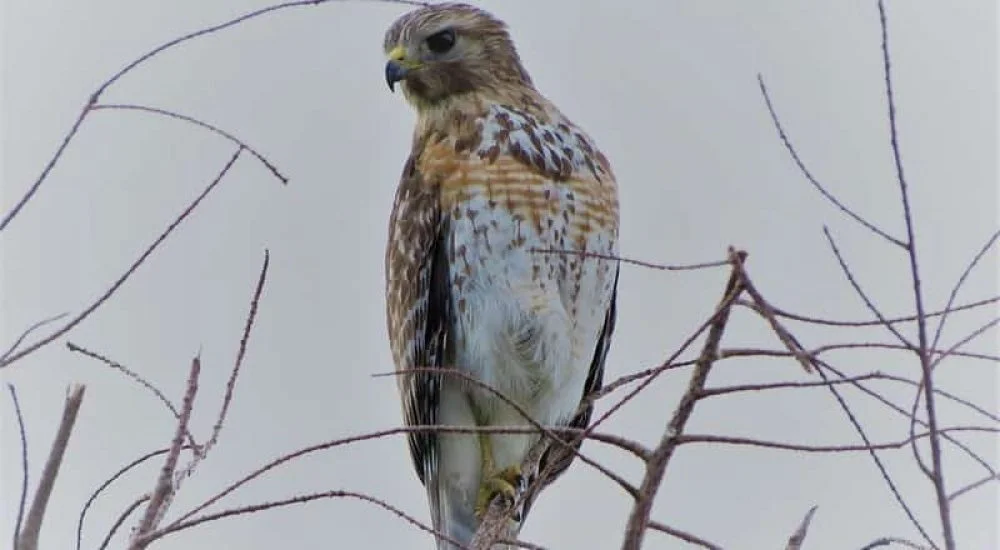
[418,104,619,424]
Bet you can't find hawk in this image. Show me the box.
[382,4,619,548]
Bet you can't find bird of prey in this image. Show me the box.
[382,3,619,548]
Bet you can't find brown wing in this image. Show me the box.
[385,153,451,486]
[520,264,619,518]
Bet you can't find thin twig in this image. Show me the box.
[910,315,999,479]
[17,385,86,550]
[0,147,244,368]
[811,363,936,547]
[66,342,198,449]
[711,347,999,425]
[930,230,999,352]
[720,342,999,365]
[8,385,29,550]
[0,0,426,233]
[736,259,815,373]
[141,490,466,549]
[947,472,999,502]
[699,373,884,398]
[815,360,995,484]
[76,447,191,550]
[1,313,69,363]
[590,359,698,402]
[99,496,149,550]
[928,317,998,370]
[205,250,270,454]
[874,372,1000,424]
[530,248,729,271]
[646,521,723,549]
[757,74,906,248]
[860,537,933,550]
[738,295,1000,328]
[165,423,631,533]
[588,261,745,437]
[676,426,995,452]
[824,227,913,349]
[90,104,287,183]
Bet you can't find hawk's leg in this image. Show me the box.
[474,433,523,520]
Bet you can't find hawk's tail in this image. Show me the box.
[427,472,526,549]
[428,478,478,550]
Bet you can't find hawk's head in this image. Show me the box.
[382,3,533,108]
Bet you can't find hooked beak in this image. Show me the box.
[385,45,417,92]
[385,60,408,92]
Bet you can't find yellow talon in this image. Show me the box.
[474,434,523,519]
[475,465,522,518]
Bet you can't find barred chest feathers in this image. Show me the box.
[421,103,619,443]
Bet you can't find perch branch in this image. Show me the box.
[620,249,744,550]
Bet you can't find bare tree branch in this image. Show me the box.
[16,384,86,550]
[531,248,730,271]
[620,250,745,550]
[0,147,245,369]
[0,0,426,233]
[930,229,999,352]
[1,313,69,363]
[676,427,995,453]
[860,536,933,550]
[143,490,466,548]
[698,373,884,398]
[737,295,999,328]
[785,506,818,550]
[129,357,200,549]
[928,317,998,370]
[99,496,149,550]
[67,342,199,449]
[8,385,29,550]
[815,359,996,483]
[720,342,999,365]
[77,447,191,550]
[876,2,954,545]
[757,74,905,248]
[947,471,999,502]
[824,227,913,349]
[647,521,723,549]
[90,104,287,183]
[811,361,935,547]
[205,250,270,454]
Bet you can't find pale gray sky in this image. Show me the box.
[1,1,997,549]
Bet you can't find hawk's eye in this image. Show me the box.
[425,29,456,54]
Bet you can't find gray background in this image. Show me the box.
[1,1,996,548]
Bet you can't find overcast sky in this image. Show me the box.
[1,1,997,549]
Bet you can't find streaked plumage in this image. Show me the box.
[382,4,619,548]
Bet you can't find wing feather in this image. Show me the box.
[385,154,451,487]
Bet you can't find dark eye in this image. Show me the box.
[425,29,456,54]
